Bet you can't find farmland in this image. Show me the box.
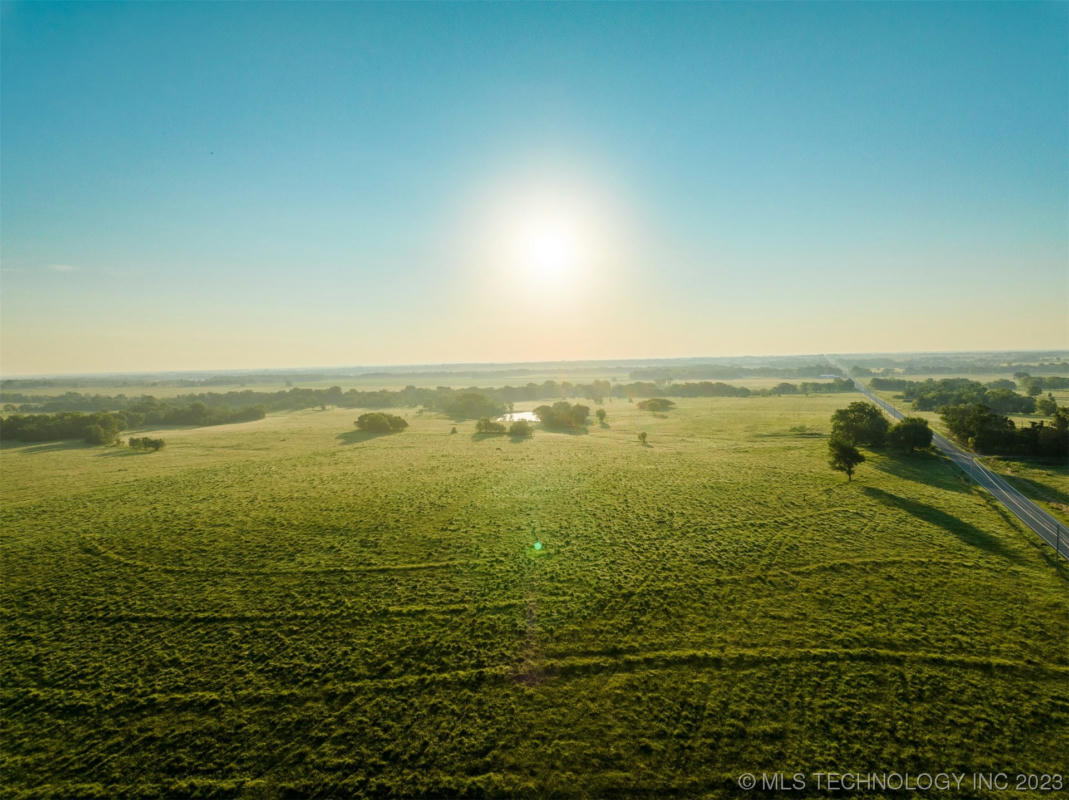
[1,396,1067,798]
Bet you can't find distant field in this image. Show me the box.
[0,368,640,398]
[2,397,1066,798]
[1,373,840,400]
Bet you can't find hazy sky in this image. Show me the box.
[2,1,1066,375]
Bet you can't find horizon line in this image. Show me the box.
[2,348,1067,381]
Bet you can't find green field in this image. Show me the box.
[2,397,1067,798]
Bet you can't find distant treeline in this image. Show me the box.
[872,375,1069,396]
[941,405,1068,459]
[870,378,1037,414]
[0,402,266,443]
[1,378,856,419]
[629,363,843,381]
[1017,375,1069,394]
[849,355,1068,375]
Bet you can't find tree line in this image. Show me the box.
[0,401,266,444]
[1,378,856,419]
[940,405,1068,459]
[1014,374,1069,395]
[0,412,124,444]
[870,378,1037,414]
[628,363,844,381]
[851,356,1068,375]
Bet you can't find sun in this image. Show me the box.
[518,220,579,282]
[468,168,633,303]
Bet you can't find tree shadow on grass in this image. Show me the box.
[336,430,393,445]
[870,451,966,492]
[96,448,153,457]
[539,425,589,436]
[0,440,91,454]
[993,469,1069,507]
[862,486,1023,562]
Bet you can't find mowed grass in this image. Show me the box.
[1,397,1066,799]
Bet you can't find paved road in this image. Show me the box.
[847,376,1069,561]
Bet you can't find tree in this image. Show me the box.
[596,408,607,424]
[355,412,408,433]
[441,392,503,420]
[83,424,110,445]
[939,404,1014,453]
[637,398,676,412]
[828,435,864,480]
[638,431,648,445]
[887,416,932,453]
[534,401,590,429]
[831,402,889,447]
[1036,394,1058,416]
[508,420,533,437]
[475,417,507,434]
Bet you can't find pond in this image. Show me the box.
[497,411,540,422]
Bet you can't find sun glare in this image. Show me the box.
[517,219,580,282]
[465,166,636,308]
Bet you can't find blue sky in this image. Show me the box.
[2,1,1066,374]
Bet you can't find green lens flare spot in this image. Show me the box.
[533,541,543,551]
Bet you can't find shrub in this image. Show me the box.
[355,413,408,433]
[508,420,534,437]
[636,398,675,412]
[475,417,507,434]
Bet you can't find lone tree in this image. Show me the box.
[831,401,889,447]
[355,412,408,433]
[638,431,648,445]
[828,435,864,480]
[887,416,933,453]
[596,408,607,424]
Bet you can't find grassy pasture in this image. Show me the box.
[1,397,1066,798]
